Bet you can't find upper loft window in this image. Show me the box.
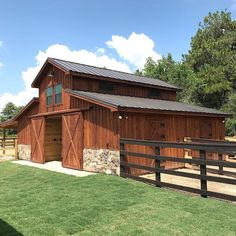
[55,84,62,104]
[149,88,160,98]
[99,81,114,92]
[46,87,53,105]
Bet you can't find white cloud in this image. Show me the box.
[0,44,131,111]
[0,32,162,111]
[96,47,105,55]
[106,32,161,68]
[0,41,3,71]
[35,44,131,72]
[231,0,236,10]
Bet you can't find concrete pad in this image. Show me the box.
[0,156,15,162]
[12,160,96,177]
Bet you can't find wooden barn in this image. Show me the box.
[1,58,229,175]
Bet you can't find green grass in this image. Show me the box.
[0,162,235,236]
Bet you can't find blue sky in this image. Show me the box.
[0,0,235,109]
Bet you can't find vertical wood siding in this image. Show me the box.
[71,96,225,175]
[72,76,176,101]
[17,103,39,145]
[119,113,225,174]
[39,65,72,113]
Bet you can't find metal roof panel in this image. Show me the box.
[66,89,229,116]
[49,58,179,90]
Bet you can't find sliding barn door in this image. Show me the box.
[62,112,83,169]
[31,117,45,163]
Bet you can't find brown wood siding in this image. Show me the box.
[72,76,176,101]
[70,96,119,150]
[119,113,225,174]
[17,103,39,145]
[70,96,93,110]
[39,65,72,113]
[83,108,119,150]
[70,96,225,174]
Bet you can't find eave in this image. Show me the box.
[66,90,119,112]
[31,58,70,88]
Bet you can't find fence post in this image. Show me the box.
[200,150,207,198]
[3,128,5,155]
[154,146,161,187]
[120,142,126,176]
[14,139,18,159]
[218,153,223,175]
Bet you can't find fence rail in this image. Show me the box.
[120,138,236,202]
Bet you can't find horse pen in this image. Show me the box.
[0,137,17,159]
[120,137,236,202]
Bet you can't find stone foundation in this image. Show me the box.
[83,149,120,175]
[18,144,31,160]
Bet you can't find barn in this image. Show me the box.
[1,58,229,175]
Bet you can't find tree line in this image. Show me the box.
[136,11,236,136]
[1,11,236,136]
[0,103,23,123]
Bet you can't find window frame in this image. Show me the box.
[54,84,62,105]
[46,86,53,106]
[98,81,114,93]
[149,88,161,98]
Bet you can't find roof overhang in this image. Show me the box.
[118,107,230,118]
[0,119,17,129]
[29,107,91,119]
[0,98,39,128]
[14,98,39,120]
[31,58,70,88]
[66,89,119,112]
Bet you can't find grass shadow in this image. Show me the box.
[0,219,23,235]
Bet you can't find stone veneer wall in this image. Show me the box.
[18,144,31,160]
[83,149,120,175]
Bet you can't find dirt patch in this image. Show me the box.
[0,156,15,162]
[225,136,236,142]
[143,167,236,196]
[0,149,15,157]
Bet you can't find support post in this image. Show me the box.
[218,153,223,175]
[154,146,161,187]
[200,150,207,198]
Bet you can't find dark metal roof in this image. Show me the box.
[66,89,230,117]
[48,58,180,91]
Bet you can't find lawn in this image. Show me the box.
[0,162,235,236]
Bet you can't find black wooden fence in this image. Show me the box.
[120,138,236,202]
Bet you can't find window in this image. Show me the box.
[149,88,160,98]
[99,81,114,92]
[55,84,62,104]
[46,87,53,105]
